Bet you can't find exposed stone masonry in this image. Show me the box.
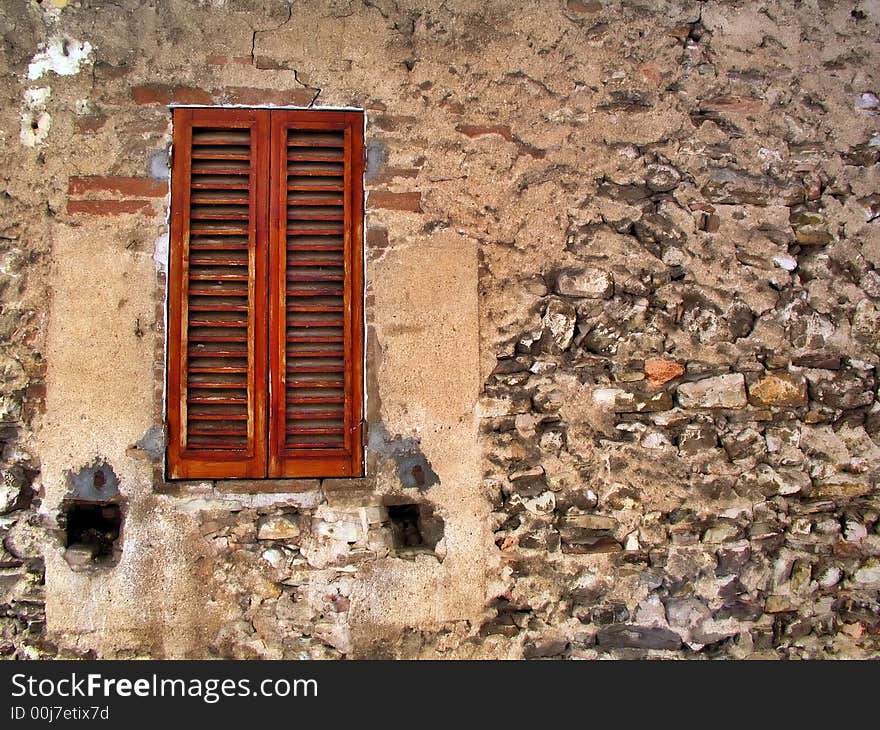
[475,0,880,656]
[0,0,878,659]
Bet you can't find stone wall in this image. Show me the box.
[0,0,878,659]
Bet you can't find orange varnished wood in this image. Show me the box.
[168,108,363,481]
[167,107,269,479]
[268,110,364,478]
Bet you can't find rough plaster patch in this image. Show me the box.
[20,88,51,147]
[368,423,440,490]
[154,234,169,273]
[148,149,170,181]
[365,140,387,180]
[65,459,120,502]
[28,36,93,80]
[134,426,165,460]
[349,236,487,645]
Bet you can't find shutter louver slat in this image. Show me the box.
[167,108,269,479]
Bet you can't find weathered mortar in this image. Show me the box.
[0,0,877,659]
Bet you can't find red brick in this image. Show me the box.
[456,124,513,141]
[131,85,172,105]
[67,200,154,216]
[69,176,167,198]
[366,225,390,250]
[367,191,422,212]
[253,55,293,71]
[131,85,213,105]
[74,115,107,133]
[638,63,664,86]
[225,87,315,107]
[172,87,214,105]
[205,55,229,66]
[644,358,685,386]
[368,167,420,185]
[372,114,417,132]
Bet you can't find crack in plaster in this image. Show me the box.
[249,4,322,107]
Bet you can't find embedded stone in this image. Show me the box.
[702,168,776,206]
[645,164,682,192]
[583,320,620,355]
[559,513,618,531]
[641,431,672,449]
[644,358,685,385]
[4,519,43,559]
[702,520,742,544]
[748,373,808,407]
[851,559,880,588]
[632,213,686,254]
[257,514,301,540]
[492,357,532,376]
[477,393,532,417]
[791,352,840,370]
[852,299,880,351]
[582,603,630,625]
[508,466,547,497]
[809,372,874,410]
[816,564,842,589]
[0,471,23,514]
[596,624,682,650]
[592,388,673,413]
[721,426,766,461]
[716,541,751,574]
[261,547,287,570]
[773,254,798,271]
[678,422,717,452]
[764,595,796,613]
[560,536,622,554]
[541,297,576,350]
[514,490,556,515]
[856,92,880,109]
[523,637,569,659]
[756,465,810,496]
[676,373,747,409]
[314,518,360,543]
[789,210,832,245]
[555,268,613,298]
[64,543,100,567]
[794,226,832,245]
[810,480,872,499]
[861,270,880,298]
[789,209,826,227]
[665,597,711,631]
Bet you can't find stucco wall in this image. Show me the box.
[0,0,878,659]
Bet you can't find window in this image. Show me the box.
[166,107,364,479]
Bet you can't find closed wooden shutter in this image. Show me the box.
[268,110,364,477]
[167,107,269,479]
[167,107,363,481]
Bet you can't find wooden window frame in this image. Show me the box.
[166,107,365,481]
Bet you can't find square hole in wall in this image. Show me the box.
[386,502,443,556]
[61,500,123,568]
